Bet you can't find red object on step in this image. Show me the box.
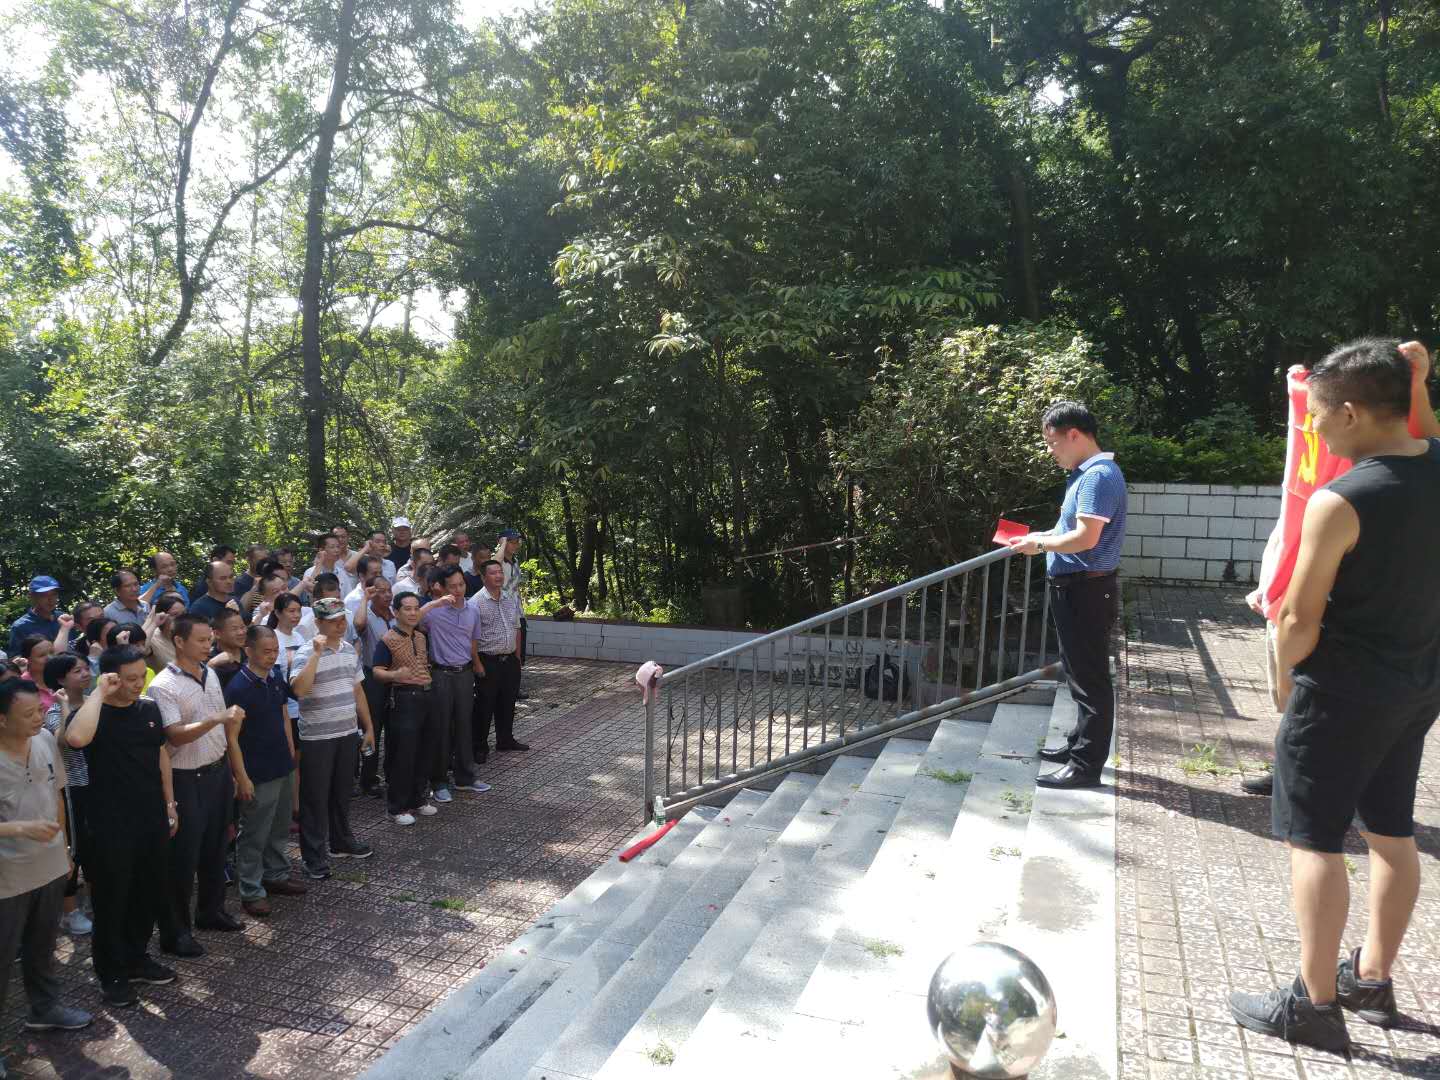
[619,819,677,862]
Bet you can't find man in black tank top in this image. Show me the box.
[1231,339,1440,1052]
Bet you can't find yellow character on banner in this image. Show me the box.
[1297,412,1319,487]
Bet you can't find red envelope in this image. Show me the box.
[992,518,1029,546]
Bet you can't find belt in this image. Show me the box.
[174,758,228,776]
[480,652,517,663]
[431,663,468,673]
[1049,570,1117,586]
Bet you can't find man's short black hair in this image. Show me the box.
[392,591,421,613]
[480,559,503,574]
[276,545,297,558]
[111,569,136,590]
[98,645,146,675]
[437,544,462,560]
[255,558,283,581]
[1309,337,1411,419]
[432,564,463,587]
[171,612,210,642]
[356,555,378,580]
[1041,400,1099,437]
[73,601,99,620]
[42,652,86,690]
[0,677,39,716]
[209,544,236,561]
[312,572,341,596]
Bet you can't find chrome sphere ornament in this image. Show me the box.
[926,942,1057,1078]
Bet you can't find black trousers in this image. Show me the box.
[475,653,521,750]
[386,687,438,814]
[430,667,476,788]
[1049,573,1118,772]
[298,733,360,871]
[62,784,91,897]
[167,760,233,936]
[88,822,170,982]
[359,668,388,790]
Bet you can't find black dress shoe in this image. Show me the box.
[100,978,139,1008]
[1037,745,1071,764]
[496,740,530,752]
[195,911,244,932]
[160,934,205,958]
[1035,762,1103,789]
[1241,772,1274,796]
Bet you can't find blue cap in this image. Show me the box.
[498,528,521,540]
[28,575,61,593]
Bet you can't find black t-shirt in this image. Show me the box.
[83,699,169,836]
[390,544,412,571]
[189,594,232,621]
[1296,438,1440,703]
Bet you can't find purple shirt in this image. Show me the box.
[419,603,481,666]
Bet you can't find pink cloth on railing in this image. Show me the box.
[636,661,664,703]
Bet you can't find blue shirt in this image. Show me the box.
[1046,452,1127,578]
[223,664,295,784]
[141,579,190,605]
[7,609,62,656]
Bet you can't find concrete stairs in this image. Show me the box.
[362,689,1117,1080]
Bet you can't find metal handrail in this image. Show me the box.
[643,545,1056,818]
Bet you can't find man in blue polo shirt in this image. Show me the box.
[8,577,64,656]
[1009,400,1127,789]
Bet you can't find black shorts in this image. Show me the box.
[1272,682,1439,853]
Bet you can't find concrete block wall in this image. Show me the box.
[1121,482,1281,584]
[526,616,921,684]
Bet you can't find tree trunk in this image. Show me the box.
[299,0,360,514]
[1005,164,1041,320]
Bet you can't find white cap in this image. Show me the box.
[391,516,412,529]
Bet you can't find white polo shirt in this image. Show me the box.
[148,663,230,769]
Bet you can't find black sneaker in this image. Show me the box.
[1241,772,1274,796]
[330,842,373,860]
[1229,977,1350,1052]
[131,958,177,986]
[100,978,139,1008]
[1337,947,1399,1027]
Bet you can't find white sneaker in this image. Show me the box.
[416,803,438,816]
[392,812,416,826]
[61,909,93,936]
[432,787,453,803]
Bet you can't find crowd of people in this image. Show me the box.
[0,520,532,1067]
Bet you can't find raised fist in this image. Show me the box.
[97,673,124,701]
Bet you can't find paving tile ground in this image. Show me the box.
[8,586,1440,1079]
[1118,584,1440,1080]
[1,657,654,1080]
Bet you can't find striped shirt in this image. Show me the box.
[148,663,230,769]
[1046,451,1128,578]
[290,639,365,741]
[42,700,89,787]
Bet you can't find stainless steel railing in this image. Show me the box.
[643,546,1060,818]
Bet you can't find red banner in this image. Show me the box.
[1258,365,1428,620]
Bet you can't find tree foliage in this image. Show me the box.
[1,0,1434,622]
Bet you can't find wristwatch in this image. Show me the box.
[1035,539,1047,553]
